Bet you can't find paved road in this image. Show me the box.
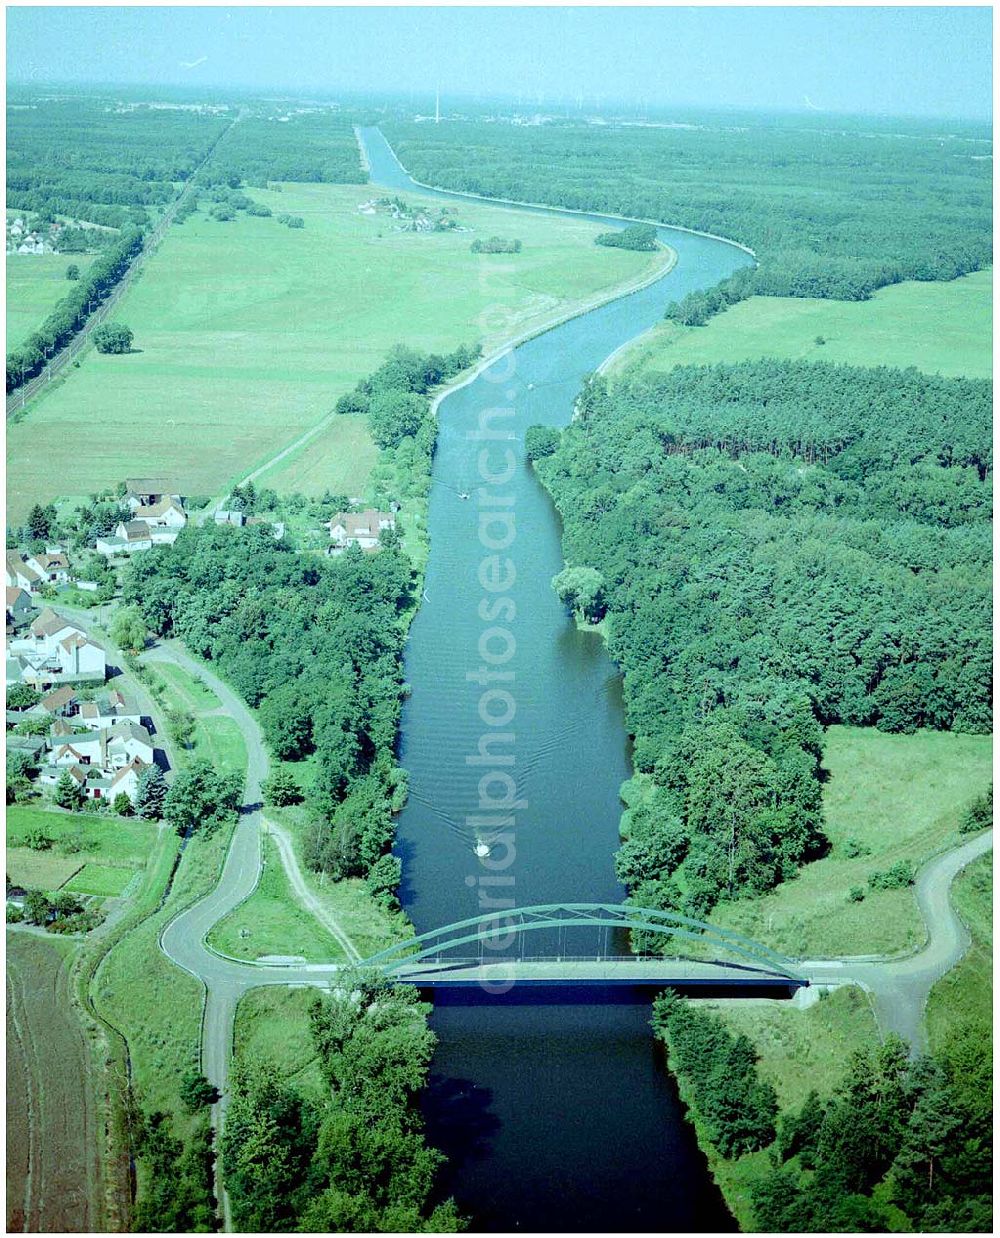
[804,828,993,1050]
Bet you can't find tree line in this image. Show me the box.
[654,994,991,1231]
[382,117,991,319]
[532,358,990,917]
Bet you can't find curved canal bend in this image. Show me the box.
[360,129,753,1232]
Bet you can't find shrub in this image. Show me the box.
[262,769,302,807]
[959,784,992,834]
[848,885,866,902]
[595,222,657,251]
[93,322,134,354]
[868,861,915,890]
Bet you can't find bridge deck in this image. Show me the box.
[392,958,807,988]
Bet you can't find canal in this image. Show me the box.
[360,126,752,1232]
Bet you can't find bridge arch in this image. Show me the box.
[362,903,801,981]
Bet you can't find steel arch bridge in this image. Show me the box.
[361,903,804,985]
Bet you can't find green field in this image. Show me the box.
[6,252,94,351]
[7,182,666,519]
[614,268,992,381]
[234,986,327,1100]
[63,863,136,897]
[208,835,346,963]
[926,853,992,1048]
[711,725,993,957]
[6,804,158,893]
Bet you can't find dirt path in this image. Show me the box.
[265,820,362,962]
[6,935,101,1232]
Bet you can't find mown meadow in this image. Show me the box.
[613,268,993,381]
[6,253,96,351]
[7,181,664,519]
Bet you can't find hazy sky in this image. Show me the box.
[7,6,993,119]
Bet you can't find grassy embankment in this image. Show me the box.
[686,726,991,1228]
[6,252,95,351]
[926,852,992,1047]
[710,725,992,958]
[610,268,992,381]
[7,182,668,520]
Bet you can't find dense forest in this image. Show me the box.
[382,117,992,315]
[220,975,463,1231]
[655,995,992,1231]
[534,359,991,915]
[198,108,365,186]
[6,98,232,224]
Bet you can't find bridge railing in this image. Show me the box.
[361,903,803,982]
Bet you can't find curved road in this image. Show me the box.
[152,624,992,1072]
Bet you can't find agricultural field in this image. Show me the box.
[613,268,992,380]
[6,933,102,1232]
[6,253,95,351]
[6,182,667,519]
[711,725,993,958]
[6,804,157,894]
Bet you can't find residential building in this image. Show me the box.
[5,552,41,594]
[125,478,180,510]
[24,551,71,585]
[328,509,396,553]
[5,587,34,630]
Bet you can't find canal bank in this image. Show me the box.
[360,126,753,1232]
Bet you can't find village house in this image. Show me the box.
[39,756,148,803]
[77,689,142,731]
[96,520,153,557]
[24,550,71,585]
[5,586,34,631]
[130,496,187,543]
[125,478,181,511]
[50,720,154,772]
[37,684,80,718]
[328,509,396,553]
[6,607,107,688]
[5,551,42,594]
